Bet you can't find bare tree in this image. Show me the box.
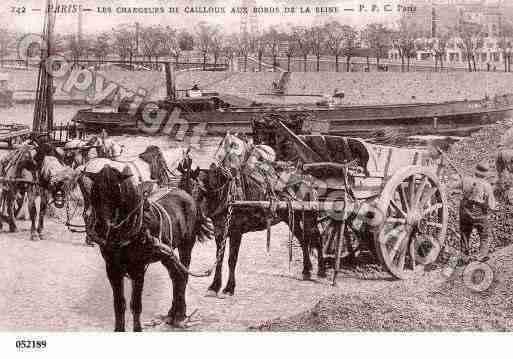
[264,27,283,71]
[160,26,180,65]
[392,17,420,72]
[364,23,393,70]
[222,34,238,70]
[284,31,297,72]
[211,33,224,66]
[196,22,220,70]
[292,27,312,72]
[456,22,484,72]
[498,20,513,72]
[139,25,164,68]
[91,32,110,64]
[310,25,325,72]
[235,34,252,72]
[325,21,356,72]
[0,29,14,68]
[112,24,137,68]
[252,34,266,72]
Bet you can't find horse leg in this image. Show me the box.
[28,192,38,241]
[306,214,326,278]
[163,239,193,326]
[206,232,226,296]
[6,191,18,233]
[291,215,313,280]
[37,191,47,240]
[222,231,242,296]
[129,268,145,332]
[106,262,126,332]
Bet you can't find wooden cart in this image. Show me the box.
[240,120,448,281]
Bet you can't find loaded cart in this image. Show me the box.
[236,118,448,282]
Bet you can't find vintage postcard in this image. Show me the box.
[0,0,512,352]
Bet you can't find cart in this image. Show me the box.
[239,119,448,282]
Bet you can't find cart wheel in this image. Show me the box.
[374,166,448,279]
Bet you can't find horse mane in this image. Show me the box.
[138,146,177,187]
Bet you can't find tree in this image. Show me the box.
[324,21,356,72]
[235,34,252,72]
[252,34,267,72]
[309,26,325,72]
[160,26,181,65]
[426,32,449,71]
[392,17,420,72]
[292,27,312,72]
[210,33,224,66]
[177,29,194,51]
[456,22,484,72]
[112,24,138,68]
[264,27,283,71]
[222,34,238,70]
[91,32,110,64]
[0,29,14,67]
[196,22,220,70]
[364,23,393,69]
[498,20,513,72]
[139,25,164,67]
[283,31,297,72]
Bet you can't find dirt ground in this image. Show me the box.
[1,117,512,331]
[0,218,462,332]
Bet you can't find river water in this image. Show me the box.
[0,103,464,162]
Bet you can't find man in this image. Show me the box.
[458,162,497,262]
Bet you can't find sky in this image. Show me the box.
[1,0,406,35]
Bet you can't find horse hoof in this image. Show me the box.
[204,290,218,298]
[9,228,18,233]
[38,234,47,241]
[218,292,234,299]
[317,271,327,279]
[302,273,312,281]
[30,233,39,241]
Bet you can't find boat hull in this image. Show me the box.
[72,95,513,138]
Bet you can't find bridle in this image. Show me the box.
[101,182,150,249]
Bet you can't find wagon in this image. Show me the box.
[236,119,448,282]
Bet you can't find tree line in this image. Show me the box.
[0,17,512,73]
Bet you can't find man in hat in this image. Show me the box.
[459,161,497,262]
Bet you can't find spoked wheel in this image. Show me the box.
[374,166,448,279]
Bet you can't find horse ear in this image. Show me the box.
[83,171,98,181]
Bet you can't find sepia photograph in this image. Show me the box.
[0,1,513,350]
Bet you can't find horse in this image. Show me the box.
[74,145,180,243]
[83,164,202,330]
[22,141,75,240]
[63,135,117,168]
[178,133,326,298]
[0,147,38,233]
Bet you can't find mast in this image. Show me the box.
[32,0,56,138]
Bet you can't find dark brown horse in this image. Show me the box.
[83,164,201,331]
[178,137,326,298]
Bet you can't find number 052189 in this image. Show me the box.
[15,339,47,349]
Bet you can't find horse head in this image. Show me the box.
[214,133,251,171]
[177,150,206,203]
[84,164,133,246]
